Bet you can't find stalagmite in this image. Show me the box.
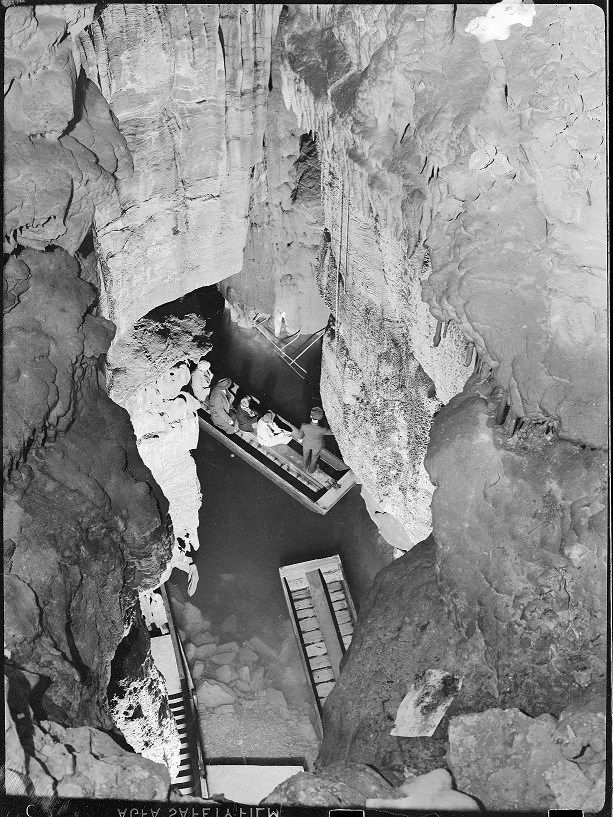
[464,342,475,367]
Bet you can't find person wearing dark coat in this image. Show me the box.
[208,377,237,434]
[298,407,334,473]
[234,396,258,433]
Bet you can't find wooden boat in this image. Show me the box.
[279,556,357,735]
[141,585,207,797]
[197,396,356,514]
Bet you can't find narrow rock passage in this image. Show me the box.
[168,299,393,767]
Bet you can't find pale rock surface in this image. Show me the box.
[279,3,607,561]
[4,5,132,254]
[448,705,606,812]
[221,36,329,335]
[77,4,283,336]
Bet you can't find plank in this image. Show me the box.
[306,569,344,678]
[339,621,354,636]
[305,641,327,658]
[312,667,335,684]
[329,591,346,603]
[316,681,335,698]
[291,587,312,601]
[332,599,348,611]
[334,610,352,625]
[308,654,332,670]
[294,598,315,610]
[296,606,315,619]
[326,581,343,593]
[302,628,324,645]
[298,616,320,633]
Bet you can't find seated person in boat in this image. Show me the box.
[299,406,334,473]
[234,395,259,433]
[256,411,293,447]
[208,377,238,434]
[190,356,213,404]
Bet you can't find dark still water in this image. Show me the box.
[166,285,392,762]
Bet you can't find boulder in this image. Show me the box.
[249,636,278,660]
[192,661,205,680]
[195,643,217,660]
[210,652,236,666]
[181,602,206,634]
[184,643,196,662]
[237,666,250,683]
[216,641,239,654]
[237,646,258,665]
[196,680,236,710]
[192,631,215,647]
[214,665,237,685]
[266,688,287,711]
[235,680,251,693]
[250,666,265,691]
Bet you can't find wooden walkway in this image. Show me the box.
[143,586,207,797]
[279,556,357,734]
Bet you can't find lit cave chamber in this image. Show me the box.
[3,2,608,812]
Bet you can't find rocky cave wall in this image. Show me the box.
[270,4,607,811]
[220,23,330,336]
[4,2,608,810]
[279,2,607,546]
[74,4,284,576]
[4,4,177,799]
[77,3,283,339]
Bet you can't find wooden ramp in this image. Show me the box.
[141,586,207,797]
[198,406,356,514]
[279,556,357,733]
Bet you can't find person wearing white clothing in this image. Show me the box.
[256,412,293,447]
[191,357,213,404]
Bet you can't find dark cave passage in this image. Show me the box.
[167,287,393,769]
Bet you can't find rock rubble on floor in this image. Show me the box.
[168,586,319,756]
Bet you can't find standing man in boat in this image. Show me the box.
[299,407,334,474]
[209,377,238,434]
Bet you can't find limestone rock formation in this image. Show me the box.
[221,29,329,336]
[4,2,175,796]
[448,704,606,812]
[279,2,607,550]
[424,380,607,718]
[77,3,282,337]
[4,5,132,254]
[4,677,171,801]
[261,762,395,807]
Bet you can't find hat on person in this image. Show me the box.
[263,411,274,421]
[217,377,232,389]
[310,407,324,420]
